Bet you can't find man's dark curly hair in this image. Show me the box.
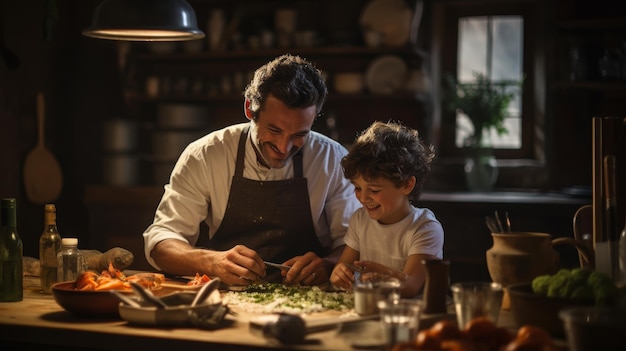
[243,54,327,120]
[341,121,435,203]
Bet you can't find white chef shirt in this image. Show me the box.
[143,122,361,270]
[343,206,444,272]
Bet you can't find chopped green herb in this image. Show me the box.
[223,282,354,314]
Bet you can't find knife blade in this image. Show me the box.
[264,261,292,271]
[344,262,364,272]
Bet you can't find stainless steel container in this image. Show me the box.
[156,103,209,129]
[152,131,204,160]
[102,154,139,186]
[102,119,137,152]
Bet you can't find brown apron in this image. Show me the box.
[207,126,325,282]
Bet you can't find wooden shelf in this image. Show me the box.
[553,80,626,91]
[135,46,427,62]
[557,18,626,30]
[84,185,164,207]
[85,186,588,207]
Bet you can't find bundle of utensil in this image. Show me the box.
[485,211,511,233]
[110,279,230,328]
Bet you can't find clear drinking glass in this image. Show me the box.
[450,281,503,329]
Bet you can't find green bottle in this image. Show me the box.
[0,198,23,302]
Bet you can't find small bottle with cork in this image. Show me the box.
[39,203,62,293]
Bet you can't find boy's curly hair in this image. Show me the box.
[341,121,435,203]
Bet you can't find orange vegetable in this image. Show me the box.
[430,319,466,341]
[188,273,211,286]
[514,325,553,346]
[94,278,125,291]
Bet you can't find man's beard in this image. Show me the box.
[256,138,299,169]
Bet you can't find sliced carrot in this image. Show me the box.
[95,279,125,291]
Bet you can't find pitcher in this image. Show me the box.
[486,232,593,308]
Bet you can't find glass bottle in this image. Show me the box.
[0,198,23,302]
[56,238,83,282]
[39,204,62,293]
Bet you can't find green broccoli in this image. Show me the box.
[561,268,593,298]
[531,268,614,303]
[546,270,571,298]
[532,274,552,295]
[587,270,617,305]
[570,285,594,300]
[569,267,592,284]
[541,269,572,297]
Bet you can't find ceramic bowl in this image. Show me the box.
[51,281,133,318]
[559,306,626,351]
[507,283,593,337]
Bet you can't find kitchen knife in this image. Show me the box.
[264,261,292,271]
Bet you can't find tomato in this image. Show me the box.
[430,319,465,341]
[515,325,552,346]
[502,339,549,351]
[465,316,497,341]
[491,327,515,347]
[188,273,211,286]
[416,329,441,350]
[440,339,476,351]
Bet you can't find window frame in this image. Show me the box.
[432,0,545,162]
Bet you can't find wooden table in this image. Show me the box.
[0,277,525,351]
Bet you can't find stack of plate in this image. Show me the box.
[360,0,413,47]
[151,103,209,185]
[102,119,140,186]
[365,55,409,95]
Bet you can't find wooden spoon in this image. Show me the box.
[23,93,63,204]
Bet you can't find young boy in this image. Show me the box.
[330,121,444,297]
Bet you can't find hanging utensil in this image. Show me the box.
[485,216,500,233]
[505,211,512,232]
[23,93,63,204]
[494,211,504,233]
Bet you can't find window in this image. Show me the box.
[456,16,523,149]
[433,0,544,162]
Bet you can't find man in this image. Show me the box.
[143,54,360,286]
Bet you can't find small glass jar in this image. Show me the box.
[56,238,84,282]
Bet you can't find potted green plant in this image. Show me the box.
[443,72,521,191]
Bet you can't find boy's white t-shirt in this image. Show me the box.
[343,206,444,272]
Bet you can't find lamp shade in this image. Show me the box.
[82,0,205,41]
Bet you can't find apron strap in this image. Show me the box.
[234,125,249,177]
[293,151,303,178]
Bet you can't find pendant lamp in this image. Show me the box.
[83,0,205,41]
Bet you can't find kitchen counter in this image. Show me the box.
[0,277,522,351]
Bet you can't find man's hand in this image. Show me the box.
[282,252,326,285]
[212,245,266,286]
[151,240,267,286]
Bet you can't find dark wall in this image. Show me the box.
[0,0,121,257]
